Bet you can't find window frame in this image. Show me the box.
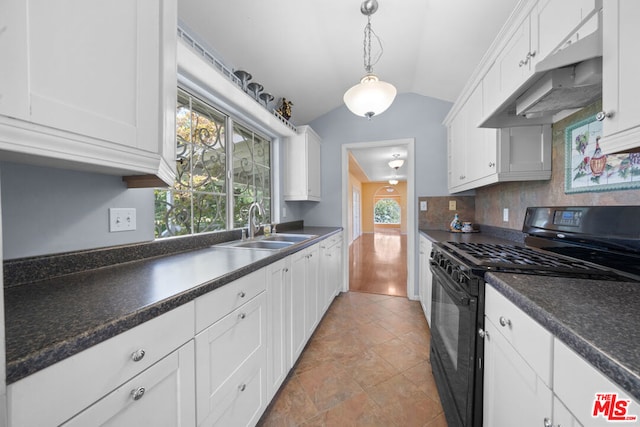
[155,87,273,238]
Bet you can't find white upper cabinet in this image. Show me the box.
[600,0,640,154]
[0,0,177,186]
[284,125,321,201]
[535,0,598,64]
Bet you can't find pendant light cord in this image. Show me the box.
[363,15,383,74]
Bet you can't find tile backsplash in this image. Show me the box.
[418,196,475,230]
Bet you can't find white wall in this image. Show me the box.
[1,162,155,259]
[285,92,452,226]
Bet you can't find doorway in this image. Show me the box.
[340,139,416,299]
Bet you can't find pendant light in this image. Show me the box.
[343,0,397,120]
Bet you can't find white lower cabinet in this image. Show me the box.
[418,235,433,326]
[195,272,267,427]
[483,286,553,427]
[63,341,195,427]
[484,285,640,427]
[7,302,195,427]
[483,317,552,427]
[266,258,291,400]
[554,338,640,427]
[7,235,344,427]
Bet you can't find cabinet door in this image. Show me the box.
[483,318,553,427]
[497,16,534,101]
[266,258,290,400]
[63,342,195,427]
[535,0,592,62]
[600,0,640,153]
[0,0,176,184]
[552,396,582,427]
[289,250,307,363]
[195,293,267,426]
[419,236,433,326]
[307,130,322,199]
[465,82,498,183]
[448,111,468,189]
[305,245,320,338]
[554,338,640,426]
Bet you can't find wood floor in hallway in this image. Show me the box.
[257,292,446,427]
[349,230,407,297]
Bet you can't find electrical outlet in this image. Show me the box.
[503,208,509,222]
[449,200,456,211]
[109,208,137,232]
[420,201,427,211]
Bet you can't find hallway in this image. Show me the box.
[258,291,446,426]
[349,230,408,297]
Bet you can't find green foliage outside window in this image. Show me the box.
[374,199,401,224]
[155,89,271,238]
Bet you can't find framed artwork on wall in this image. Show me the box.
[565,114,640,193]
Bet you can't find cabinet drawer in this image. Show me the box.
[195,268,266,333]
[8,302,195,427]
[63,341,195,427]
[554,338,640,426]
[195,292,267,426]
[485,286,552,386]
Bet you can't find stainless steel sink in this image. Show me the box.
[216,233,318,251]
[263,233,318,243]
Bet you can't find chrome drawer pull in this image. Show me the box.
[499,316,511,327]
[131,349,146,362]
[239,384,246,392]
[238,313,246,320]
[238,291,246,298]
[131,387,145,401]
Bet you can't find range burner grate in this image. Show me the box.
[444,242,614,273]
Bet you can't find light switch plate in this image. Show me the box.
[109,208,137,232]
[503,208,509,222]
[449,200,456,211]
[420,201,427,211]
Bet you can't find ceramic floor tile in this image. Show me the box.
[259,293,446,427]
[296,360,364,413]
[301,392,388,427]
[372,337,429,372]
[259,376,319,427]
[345,349,399,389]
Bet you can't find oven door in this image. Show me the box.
[430,263,480,427]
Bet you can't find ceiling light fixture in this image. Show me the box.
[388,179,399,185]
[388,153,404,170]
[343,0,397,120]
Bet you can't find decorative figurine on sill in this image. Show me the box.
[277,97,293,121]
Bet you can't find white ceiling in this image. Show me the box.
[178,0,519,181]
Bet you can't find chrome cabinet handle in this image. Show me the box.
[131,349,146,362]
[499,316,511,327]
[239,384,246,392]
[488,162,495,167]
[131,387,145,401]
[596,111,613,121]
[238,313,246,320]
[238,291,246,298]
[543,417,553,427]
[478,328,489,339]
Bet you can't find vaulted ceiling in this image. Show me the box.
[179,0,518,126]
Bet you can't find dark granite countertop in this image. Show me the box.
[486,273,640,402]
[421,226,640,402]
[5,226,341,384]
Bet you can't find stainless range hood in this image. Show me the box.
[480,12,603,127]
[516,57,602,119]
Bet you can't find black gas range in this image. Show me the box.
[429,206,640,427]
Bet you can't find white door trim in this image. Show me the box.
[340,138,417,300]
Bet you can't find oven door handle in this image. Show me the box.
[432,267,471,306]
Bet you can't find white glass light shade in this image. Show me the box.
[343,74,397,119]
[388,179,399,185]
[388,159,404,169]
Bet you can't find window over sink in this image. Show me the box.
[154,88,272,238]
